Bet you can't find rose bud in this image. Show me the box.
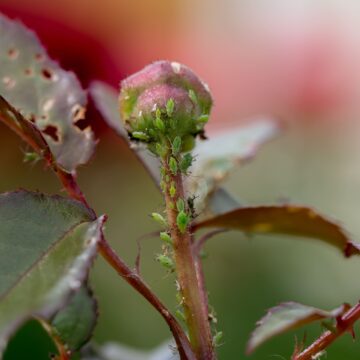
[119,61,212,153]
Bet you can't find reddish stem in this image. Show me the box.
[55,167,96,218]
[0,107,195,358]
[293,302,360,360]
[98,235,195,360]
[57,172,195,360]
[163,157,215,360]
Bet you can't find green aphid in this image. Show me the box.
[213,331,224,347]
[23,151,41,164]
[156,254,174,270]
[175,309,186,322]
[160,166,166,177]
[176,198,185,212]
[169,182,176,198]
[151,212,167,227]
[132,131,149,141]
[176,210,189,233]
[172,136,182,155]
[197,114,209,124]
[169,156,178,175]
[188,89,197,104]
[155,116,165,132]
[156,143,167,158]
[160,232,172,245]
[175,291,183,304]
[166,98,175,117]
[179,153,193,173]
[160,180,167,193]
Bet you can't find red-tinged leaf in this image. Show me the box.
[247,302,349,354]
[0,13,96,172]
[193,205,360,257]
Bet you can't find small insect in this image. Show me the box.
[156,254,174,271]
[151,212,167,227]
[187,195,198,219]
[176,210,189,233]
[213,330,224,347]
[22,150,41,165]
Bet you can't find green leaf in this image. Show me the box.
[0,190,103,355]
[90,81,160,184]
[187,118,280,213]
[0,13,96,171]
[247,302,349,354]
[193,205,360,257]
[51,286,98,352]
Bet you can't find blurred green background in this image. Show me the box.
[2,0,360,359]
[3,120,360,359]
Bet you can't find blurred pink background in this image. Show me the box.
[2,0,360,128]
[2,2,360,359]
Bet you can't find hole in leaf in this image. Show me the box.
[41,69,53,80]
[72,105,85,120]
[8,48,19,59]
[74,118,90,131]
[42,125,59,142]
[72,105,90,131]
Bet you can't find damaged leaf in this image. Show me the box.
[0,14,96,171]
[193,205,360,257]
[247,302,349,353]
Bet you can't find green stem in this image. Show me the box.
[162,154,215,360]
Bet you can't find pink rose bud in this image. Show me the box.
[119,61,212,150]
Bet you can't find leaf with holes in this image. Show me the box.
[90,81,160,184]
[193,205,360,257]
[247,302,350,354]
[187,118,281,213]
[0,190,103,355]
[50,286,98,353]
[0,13,96,171]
